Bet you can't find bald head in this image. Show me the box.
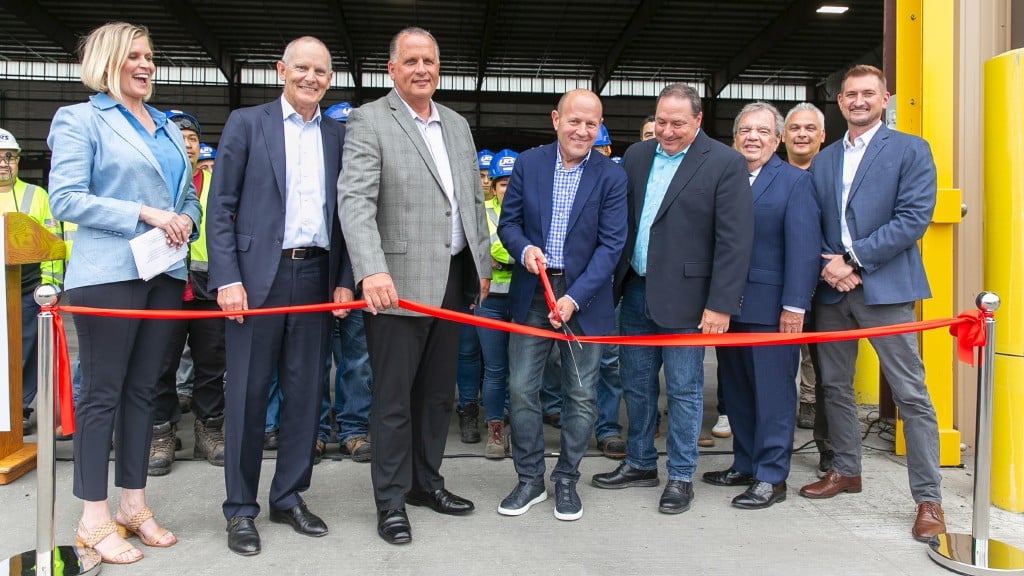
[552,89,603,167]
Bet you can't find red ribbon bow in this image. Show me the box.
[949,310,986,367]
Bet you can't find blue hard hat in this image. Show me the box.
[594,124,611,146]
[325,102,353,122]
[198,143,216,161]
[477,149,495,170]
[166,109,201,136]
[611,156,623,164]
[488,149,518,179]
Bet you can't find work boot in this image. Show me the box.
[194,415,226,466]
[485,420,507,459]
[797,402,815,429]
[458,403,481,444]
[148,422,176,476]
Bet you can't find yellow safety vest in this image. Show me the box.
[188,169,212,269]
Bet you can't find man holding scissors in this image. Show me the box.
[496,89,627,522]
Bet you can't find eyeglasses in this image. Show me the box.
[0,152,19,165]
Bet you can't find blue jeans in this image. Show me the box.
[318,311,373,443]
[456,305,481,408]
[619,278,704,482]
[475,294,510,422]
[542,346,563,416]
[507,280,600,485]
[265,367,280,432]
[595,306,623,440]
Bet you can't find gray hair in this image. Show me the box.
[389,27,440,62]
[733,101,784,138]
[657,83,702,116]
[282,36,333,71]
[783,102,824,130]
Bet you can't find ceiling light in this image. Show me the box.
[817,5,849,14]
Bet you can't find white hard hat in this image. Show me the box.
[0,128,19,151]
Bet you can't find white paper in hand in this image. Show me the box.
[129,227,188,281]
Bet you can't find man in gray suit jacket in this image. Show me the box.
[337,27,491,546]
[798,65,946,543]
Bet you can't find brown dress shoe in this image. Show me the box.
[697,433,715,448]
[799,470,862,499]
[911,501,946,542]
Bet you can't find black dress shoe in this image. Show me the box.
[659,480,694,514]
[406,488,475,515]
[591,462,659,489]
[269,501,328,537]
[226,516,261,556]
[377,508,412,545]
[702,468,754,487]
[732,481,787,509]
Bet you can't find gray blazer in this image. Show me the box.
[338,90,490,316]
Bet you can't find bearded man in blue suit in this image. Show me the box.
[797,65,945,543]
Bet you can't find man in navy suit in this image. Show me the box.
[496,89,627,522]
[206,36,354,555]
[701,102,820,509]
[797,65,945,542]
[591,83,753,515]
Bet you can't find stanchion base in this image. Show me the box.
[3,546,101,576]
[928,533,1024,575]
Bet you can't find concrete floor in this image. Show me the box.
[3,331,1022,575]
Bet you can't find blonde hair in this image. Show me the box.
[80,22,153,102]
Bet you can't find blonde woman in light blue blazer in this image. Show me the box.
[47,22,200,566]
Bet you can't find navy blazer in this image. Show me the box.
[497,144,627,336]
[809,124,935,306]
[734,155,821,326]
[206,98,353,309]
[615,131,754,328]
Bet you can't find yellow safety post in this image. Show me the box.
[983,48,1024,513]
[894,0,962,465]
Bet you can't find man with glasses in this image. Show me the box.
[0,128,64,434]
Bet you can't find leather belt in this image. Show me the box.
[282,246,328,260]
[492,261,514,271]
[546,268,564,276]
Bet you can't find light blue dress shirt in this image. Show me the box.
[280,95,330,249]
[630,141,689,275]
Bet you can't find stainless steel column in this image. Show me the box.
[4,285,100,575]
[928,292,1024,575]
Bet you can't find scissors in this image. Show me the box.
[536,258,583,386]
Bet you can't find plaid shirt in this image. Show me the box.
[544,146,590,268]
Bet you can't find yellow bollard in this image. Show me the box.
[983,48,1024,513]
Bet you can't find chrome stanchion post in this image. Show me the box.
[5,285,100,576]
[928,292,1024,575]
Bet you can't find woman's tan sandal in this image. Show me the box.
[116,506,176,548]
[75,520,143,564]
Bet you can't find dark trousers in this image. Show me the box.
[364,252,467,511]
[21,290,39,409]
[716,322,799,484]
[69,276,185,501]
[153,299,226,425]
[222,255,330,519]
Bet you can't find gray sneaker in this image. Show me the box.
[497,482,547,516]
[554,479,582,521]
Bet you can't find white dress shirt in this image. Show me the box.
[281,95,330,250]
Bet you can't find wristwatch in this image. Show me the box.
[843,250,862,271]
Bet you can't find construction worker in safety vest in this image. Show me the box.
[197,142,216,173]
[148,110,226,475]
[473,148,517,459]
[0,128,64,433]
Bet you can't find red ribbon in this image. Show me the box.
[948,310,986,366]
[47,298,989,434]
[46,307,75,435]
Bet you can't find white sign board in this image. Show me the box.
[0,217,10,432]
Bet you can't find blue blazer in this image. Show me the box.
[615,131,753,328]
[734,155,821,326]
[205,98,353,309]
[497,144,627,336]
[809,124,935,306]
[47,93,202,291]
